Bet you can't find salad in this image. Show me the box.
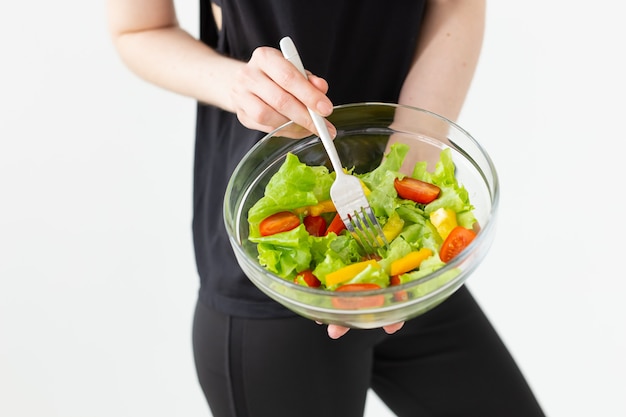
[247,143,477,294]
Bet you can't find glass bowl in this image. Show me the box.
[224,103,499,328]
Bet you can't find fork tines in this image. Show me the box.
[343,207,388,256]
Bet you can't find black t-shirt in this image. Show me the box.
[194,0,426,318]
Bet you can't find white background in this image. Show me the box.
[1,1,624,416]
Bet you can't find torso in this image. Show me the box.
[194,0,427,318]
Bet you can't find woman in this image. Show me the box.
[107,1,545,416]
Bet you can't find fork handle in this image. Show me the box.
[279,37,346,177]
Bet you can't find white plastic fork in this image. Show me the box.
[279,36,388,255]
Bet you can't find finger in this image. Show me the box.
[306,73,330,95]
[239,68,321,136]
[259,48,333,116]
[230,58,286,127]
[234,47,334,137]
[234,92,290,132]
[325,120,337,139]
[231,56,294,128]
[327,325,350,339]
[238,87,336,139]
[237,101,334,140]
[383,322,405,334]
[232,76,310,137]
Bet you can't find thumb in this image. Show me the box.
[327,324,350,339]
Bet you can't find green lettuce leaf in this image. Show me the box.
[248,153,334,236]
[250,225,312,279]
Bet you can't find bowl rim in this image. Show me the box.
[224,102,500,302]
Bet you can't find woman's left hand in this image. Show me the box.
[325,322,405,339]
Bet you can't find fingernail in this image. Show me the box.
[326,123,337,138]
[317,100,333,116]
[328,328,343,339]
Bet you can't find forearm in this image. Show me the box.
[107,0,241,112]
[399,0,486,121]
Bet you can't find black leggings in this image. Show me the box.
[192,286,545,417]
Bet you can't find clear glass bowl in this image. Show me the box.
[224,103,499,328]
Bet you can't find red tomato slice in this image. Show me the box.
[439,226,477,263]
[389,275,409,302]
[331,283,385,309]
[393,290,409,302]
[259,211,301,236]
[295,270,321,288]
[394,177,441,204]
[390,275,402,286]
[325,213,346,236]
[303,215,327,237]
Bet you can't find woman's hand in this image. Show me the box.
[230,46,335,138]
[107,1,335,138]
[325,322,405,339]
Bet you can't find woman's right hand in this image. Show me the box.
[108,0,333,138]
[230,46,336,138]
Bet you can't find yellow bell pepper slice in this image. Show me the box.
[308,200,336,216]
[429,208,457,240]
[382,211,404,243]
[359,180,371,196]
[390,248,433,276]
[325,259,379,287]
[293,178,369,216]
[294,200,336,216]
